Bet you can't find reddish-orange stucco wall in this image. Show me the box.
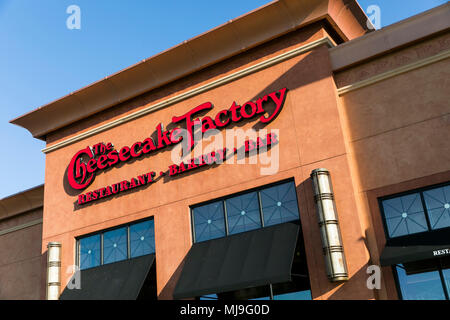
[41,22,376,300]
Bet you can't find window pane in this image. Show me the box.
[193,201,226,242]
[250,296,271,300]
[220,285,271,300]
[272,276,311,301]
[274,290,312,300]
[423,185,450,230]
[79,234,101,270]
[130,220,155,258]
[382,193,428,238]
[403,259,441,275]
[199,294,218,300]
[226,192,261,235]
[396,265,446,300]
[260,181,299,227]
[443,268,450,298]
[103,227,128,264]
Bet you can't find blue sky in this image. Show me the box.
[0,0,447,198]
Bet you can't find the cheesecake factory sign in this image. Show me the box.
[67,88,287,205]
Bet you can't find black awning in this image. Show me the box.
[60,254,155,300]
[380,245,450,266]
[173,222,300,300]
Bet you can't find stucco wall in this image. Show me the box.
[0,208,44,300]
[42,23,374,300]
[335,32,450,299]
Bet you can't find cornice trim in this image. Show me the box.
[0,219,43,236]
[337,49,450,96]
[42,37,334,154]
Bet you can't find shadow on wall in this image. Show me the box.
[296,172,378,300]
[327,263,372,300]
[319,228,395,300]
[67,43,340,298]
[66,46,331,210]
[249,46,331,122]
[158,254,189,300]
[40,250,47,300]
[154,48,335,299]
[159,175,377,300]
[46,22,327,145]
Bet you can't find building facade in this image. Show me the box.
[3,0,450,300]
[0,185,45,299]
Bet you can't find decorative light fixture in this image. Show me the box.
[310,168,348,282]
[46,242,62,300]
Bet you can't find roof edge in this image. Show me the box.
[10,0,371,140]
[330,2,450,71]
[0,184,44,221]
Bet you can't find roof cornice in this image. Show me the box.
[330,2,450,71]
[0,185,44,221]
[10,0,370,140]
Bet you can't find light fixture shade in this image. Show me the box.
[46,242,61,300]
[310,168,348,282]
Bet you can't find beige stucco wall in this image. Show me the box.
[335,31,450,299]
[0,208,44,299]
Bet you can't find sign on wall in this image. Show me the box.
[67,88,288,205]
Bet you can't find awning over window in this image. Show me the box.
[173,222,300,300]
[60,254,155,300]
[380,245,450,266]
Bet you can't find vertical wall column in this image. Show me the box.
[46,242,61,300]
[310,168,348,282]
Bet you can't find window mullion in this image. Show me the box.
[191,208,196,243]
[438,265,450,300]
[100,233,104,265]
[257,191,264,228]
[419,192,433,231]
[223,200,229,236]
[75,240,79,268]
[127,226,131,259]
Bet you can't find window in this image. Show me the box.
[226,192,261,235]
[443,268,450,295]
[79,234,101,270]
[196,239,312,301]
[198,285,312,301]
[77,218,155,270]
[380,182,450,239]
[423,185,450,230]
[192,180,310,300]
[395,258,450,300]
[191,180,299,243]
[260,182,301,227]
[379,182,450,300]
[103,227,127,264]
[192,201,226,242]
[130,220,155,258]
[273,290,312,300]
[382,193,427,238]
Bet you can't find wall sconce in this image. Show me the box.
[46,242,61,300]
[310,168,348,282]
